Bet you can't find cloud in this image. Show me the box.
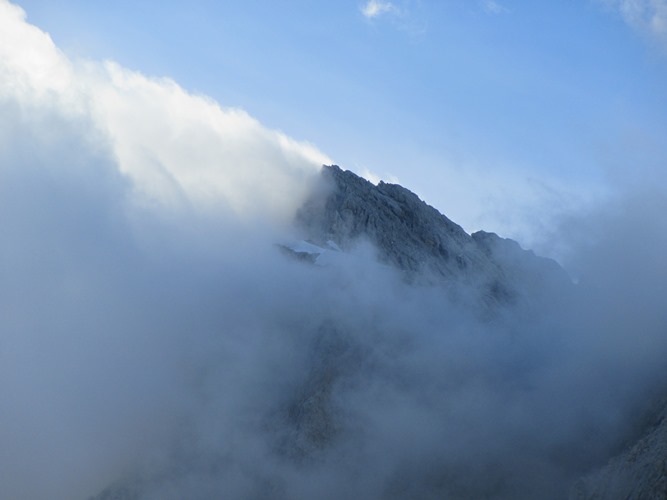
[0,0,331,227]
[359,166,400,185]
[482,0,509,15]
[93,63,330,223]
[359,0,427,36]
[599,0,667,47]
[361,0,398,19]
[0,4,333,496]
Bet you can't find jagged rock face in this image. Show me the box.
[297,165,497,280]
[297,165,569,306]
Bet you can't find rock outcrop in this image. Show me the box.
[297,165,569,306]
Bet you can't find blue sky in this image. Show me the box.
[10,0,667,248]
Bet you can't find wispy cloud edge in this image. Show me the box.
[599,0,667,47]
[361,0,398,19]
[482,0,509,15]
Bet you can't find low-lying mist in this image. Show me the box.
[2,2,667,499]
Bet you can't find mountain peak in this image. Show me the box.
[296,164,569,306]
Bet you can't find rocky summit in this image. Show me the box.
[296,165,570,308]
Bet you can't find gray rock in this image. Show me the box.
[297,165,495,279]
[571,397,667,500]
[471,229,572,305]
[297,165,570,308]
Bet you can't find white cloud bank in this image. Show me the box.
[0,0,331,224]
[0,5,332,496]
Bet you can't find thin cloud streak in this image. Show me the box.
[361,0,398,19]
[599,0,667,47]
[359,0,426,37]
[482,0,509,15]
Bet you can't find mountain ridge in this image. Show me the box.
[296,165,570,308]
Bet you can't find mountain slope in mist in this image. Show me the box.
[301,166,667,499]
[85,165,666,500]
[572,394,667,499]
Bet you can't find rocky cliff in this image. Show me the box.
[296,165,569,307]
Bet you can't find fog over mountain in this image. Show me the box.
[2,2,667,499]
